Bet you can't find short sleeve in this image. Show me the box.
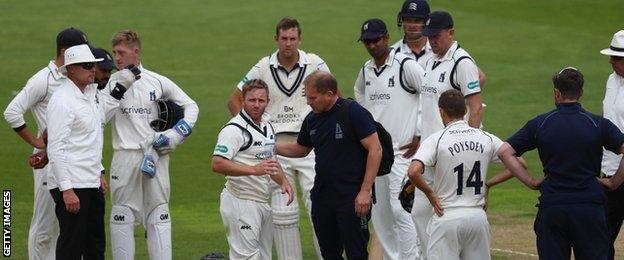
[455,58,481,96]
[236,60,262,90]
[506,118,539,156]
[401,59,425,94]
[350,103,376,141]
[412,134,438,167]
[601,117,624,154]
[488,132,504,163]
[297,114,313,147]
[214,125,246,159]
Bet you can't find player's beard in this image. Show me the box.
[96,77,109,90]
[404,30,423,43]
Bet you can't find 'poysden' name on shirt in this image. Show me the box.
[447,140,485,157]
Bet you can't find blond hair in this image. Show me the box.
[112,29,141,49]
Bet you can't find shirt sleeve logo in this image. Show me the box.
[215,144,228,154]
[467,81,480,90]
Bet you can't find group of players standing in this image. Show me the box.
[212,0,624,259]
[6,0,624,259]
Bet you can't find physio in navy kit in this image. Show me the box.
[277,71,382,259]
[497,67,624,260]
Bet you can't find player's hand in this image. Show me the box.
[62,189,80,214]
[400,136,421,158]
[281,182,294,206]
[529,177,543,190]
[425,192,444,217]
[100,175,108,194]
[354,190,372,217]
[28,151,48,169]
[599,177,615,191]
[153,119,192,155]
[116,67,140,88]
[252,159,279,175]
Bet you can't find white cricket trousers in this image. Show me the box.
[427,207,491,260]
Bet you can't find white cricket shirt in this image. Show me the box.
[413,120,503,209]
[214,110,276,203]
[602,72,624,176]
[354,49,424,150]
[236,49,330,134]
[46,81,105,191]
[419,41,481,139]
[4,61,66,137]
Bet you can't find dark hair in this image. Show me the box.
[112,30,141,49]
[438,89,466,118]
[304,71,337,94]
[241,79,269,98]
[276,17,301,36]
[552,67,583,100]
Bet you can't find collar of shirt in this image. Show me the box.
[434,41,459,62]
[399,38,431,56]
[67,79,97,101]
[556,102,582,113]
[47,60,66,81]
[240,108,269,128]
[365,48,398,70]
[269,49,311,69]
[445,120,468,129]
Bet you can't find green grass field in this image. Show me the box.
[1,0,622,259]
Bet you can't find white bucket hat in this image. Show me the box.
[600,30,624,57]
[60,44,103,73]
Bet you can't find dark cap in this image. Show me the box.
[399,0,430,19]
[423,11,454,37]
[56,27,88,48]
[92,47,117,71]
[359,18,388,41]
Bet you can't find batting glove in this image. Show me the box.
[110,65,141,100]
[153,119,192,155]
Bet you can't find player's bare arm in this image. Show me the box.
[497,143,542,190]
[478,67,486,87]
[275,142,312,158]
[269,164,294,206]
[355,132,382,217]
[227,88,243,116]
[407,160,443,217]
[599,143,624,191]
[15,127,46,149]
[212,156,279,176]
[466,93,483,128]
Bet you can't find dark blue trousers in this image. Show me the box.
[311,196,369,260]
[606,184,624,260]
[534,203,609,260]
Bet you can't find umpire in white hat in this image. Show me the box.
[47,44,108,259]
[600,30,624,260]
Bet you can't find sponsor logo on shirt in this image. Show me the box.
[467,81,480,90]
[369,92,391,100]
[120,106,152,115]
[215,145,228,153]
[420,85,437,95]
[240,225,251,230]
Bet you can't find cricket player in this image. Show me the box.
[3,27,88,260]
[354,18,423,259]
[411,11,485,256]
[101,29,199,260]
[213,79,294,260]
[408,89,504,260]
[92,47,117,90]
[227,17,329,259]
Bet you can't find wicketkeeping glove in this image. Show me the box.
[140,133,160,178]
[153,119,192,155]
[398,179,415,213]
[110,64,141,100]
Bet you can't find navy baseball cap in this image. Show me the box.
[399,0,430,19]
[92,47,117,71]
[359,18,388,41]
[423,11,454,37]
[56,27,88,48]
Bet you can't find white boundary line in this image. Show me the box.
[491,248,538,258]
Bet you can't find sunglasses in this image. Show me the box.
[76,62,95,70]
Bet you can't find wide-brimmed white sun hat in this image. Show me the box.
[60,44,103,73]
[600,30,624,57]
